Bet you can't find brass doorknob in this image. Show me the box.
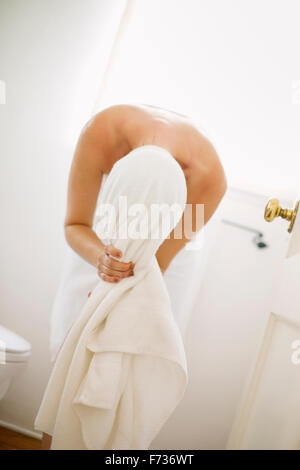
[264,198,299,233]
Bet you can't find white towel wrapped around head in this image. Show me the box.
[34,144,188,450]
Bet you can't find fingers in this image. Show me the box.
[104,245,134,271]
[97,245,135,283]
[99,272,122,283]
[101,263,133,279]
[98,266,134,283]
[104,244,122,259]
[104,255,133,272]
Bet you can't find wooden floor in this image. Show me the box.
[0,426,41,450]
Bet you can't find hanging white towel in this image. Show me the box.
[48,173,109,363]
[34,144,188,450]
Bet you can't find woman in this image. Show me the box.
[41,103,227,449]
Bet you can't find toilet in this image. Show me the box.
[0,325,32,400]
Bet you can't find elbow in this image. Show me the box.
[217,165,228,198]
[64,224,71,245]
[198,136,228,199]
[207,141,228,198]
[204,156,228,203]
[64,221,75,245]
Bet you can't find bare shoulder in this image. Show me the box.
[85,104,141,130]
[80,104,142,148]
[79,104,226,186]
[83,103,197,141]
[80,104,132,140]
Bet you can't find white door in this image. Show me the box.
[226,195,300,450]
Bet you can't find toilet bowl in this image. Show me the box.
[0,325,32,400]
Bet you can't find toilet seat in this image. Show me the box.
[0,325,31,364]
[4,350,32,363]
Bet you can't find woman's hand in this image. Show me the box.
[97,244,134,283]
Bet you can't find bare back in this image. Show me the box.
[88,103,218,179]
[64,103,227,272]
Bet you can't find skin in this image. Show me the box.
[41,103,227,449]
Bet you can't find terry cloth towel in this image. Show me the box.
[48,173,109,363]
[34,144,188,450]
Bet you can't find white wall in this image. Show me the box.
[0,0,126,434]
[1,0,298,448]
[96,0,300,200]
[150,189,291,450]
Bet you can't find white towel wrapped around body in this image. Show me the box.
[34,144,188,450]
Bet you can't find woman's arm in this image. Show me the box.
[156,137,227,274]
[64,110,134,283]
